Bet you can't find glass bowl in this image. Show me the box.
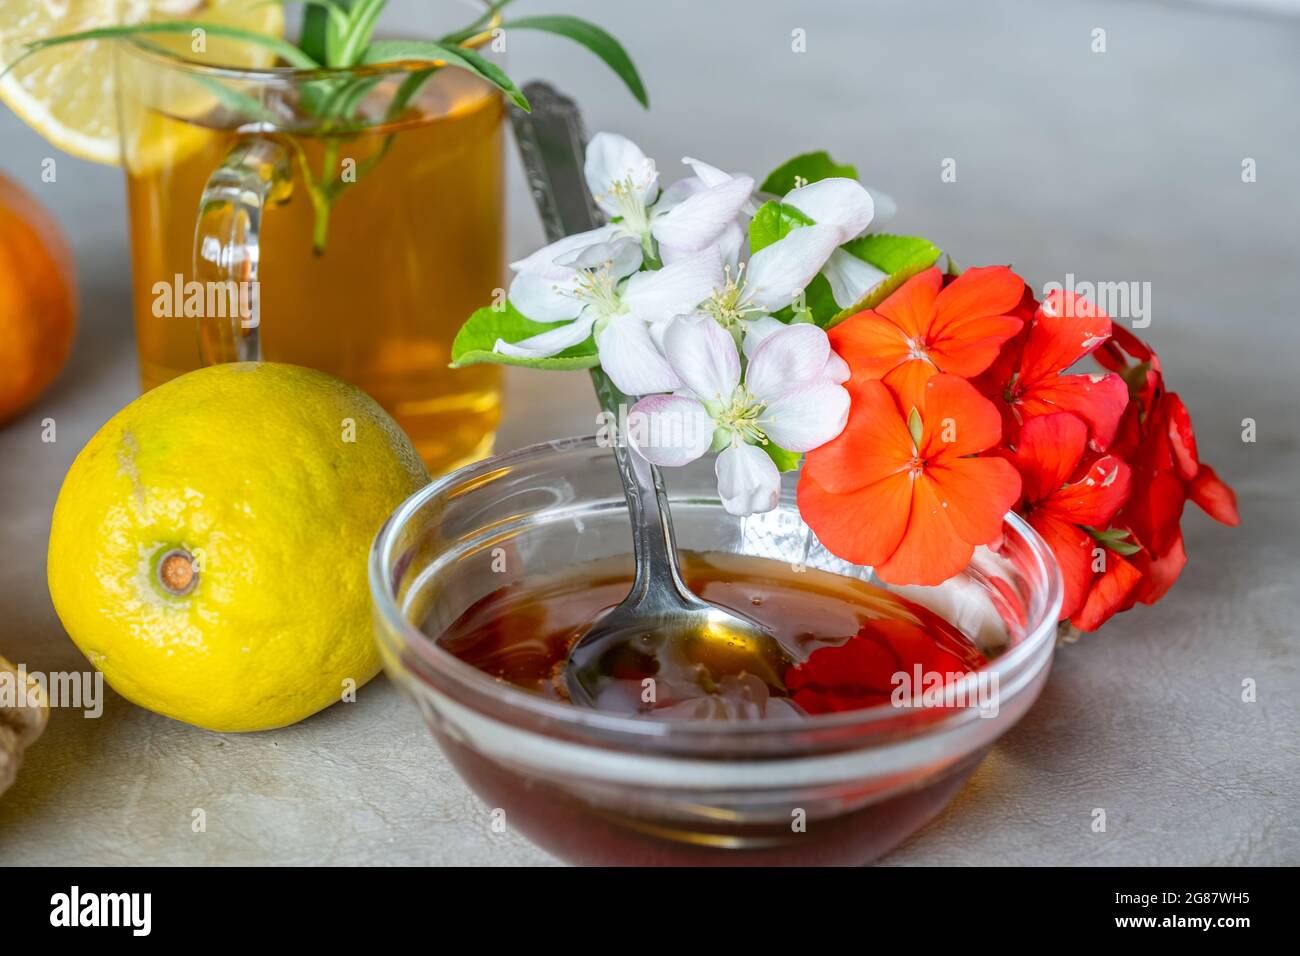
[370,436,1062,865]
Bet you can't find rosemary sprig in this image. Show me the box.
[5,0,647,252]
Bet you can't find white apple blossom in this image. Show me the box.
[628,316,850,516]
[493,132,885,400]
[584,132,755,260]
[496,237,721,383]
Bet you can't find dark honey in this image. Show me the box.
[435,552,988,719]
[422,552,1002,864]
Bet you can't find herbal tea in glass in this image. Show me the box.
[116,42,504,472]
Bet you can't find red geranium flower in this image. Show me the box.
[1069,325,1239,628]
[829,265,1027,409]
[799,373,1021,586]
[1009,413,1132,620]
[976,289,1129,449]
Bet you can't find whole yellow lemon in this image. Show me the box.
[47,363,428,732]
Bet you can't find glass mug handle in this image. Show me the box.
[191,137,292,364]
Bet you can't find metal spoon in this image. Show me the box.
[510,83,792,712]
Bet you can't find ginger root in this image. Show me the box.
[0,654,48,798]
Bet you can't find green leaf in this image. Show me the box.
[793,274,840,328]
[826,234,943,327]
[7,22,320,77]
[747,200,814,255]
[1085,526,1142,555]
[501,15,648,108]
[362,39,529,110]
[907,407,924,449]
[452,302,599,371]
[759,151,859,196]
[1104,539,1142,556]
[385,67,437,121]
[337,0,387,66]
[841,234,943,284]
[440,0,520,45]
[761,442,802,473]
[286,0,352,65]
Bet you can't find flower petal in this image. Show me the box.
[822,247,888,309]
[1164,393,1200,481]
[782,177,875,240]
[493,311,596,359]
[1048,455,1131,526]
[507,271,585,324]
[651,176,754,253]
[1031,512,1096,620]
[558,235,643,279]
[1014,412,1089,503]
[917,374,1005,459]
[740,314,784,358]
[510,225,618,280]
[662,314,740,402]
[626,394,715,467]
[873,474,974,587]
[1188,463,1240,526]
[655,176,704,213]
[1018,372,1129,449]
[584,131,658,215]
[926,312,1025,377]
[762,379,850,452]
[681,156,735,188]
[1122,467,1187,558]
[882,358,938,416]
[1019,290,1113,385]
[875,267,943,339]
[744,322,831,400]
[661,221,745,272]
[715,443,781,516]
[1070,551,1143,632]
[823,349,850,383]
[621,248,722,322]
[1134,531,1187,606]
[797,470,912,568]
[924,455,1022,546]
[828,311,913,381]
[745,224,843,312]
[931,265,1026,336]
[801,379,911,494]
[596,314,682,396]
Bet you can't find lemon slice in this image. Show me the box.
[0,1,285,166]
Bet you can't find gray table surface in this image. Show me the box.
[1,0,1297,866]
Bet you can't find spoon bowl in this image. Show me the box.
[564,563,792,711]
[563,368,794,712]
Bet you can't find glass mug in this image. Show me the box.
[113,2,504,472]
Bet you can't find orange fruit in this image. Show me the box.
[0,173,76,423]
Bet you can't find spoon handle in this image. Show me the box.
[588,367,693,607]
[509,83,695,610]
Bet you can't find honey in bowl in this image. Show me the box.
[433,551,995,720]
